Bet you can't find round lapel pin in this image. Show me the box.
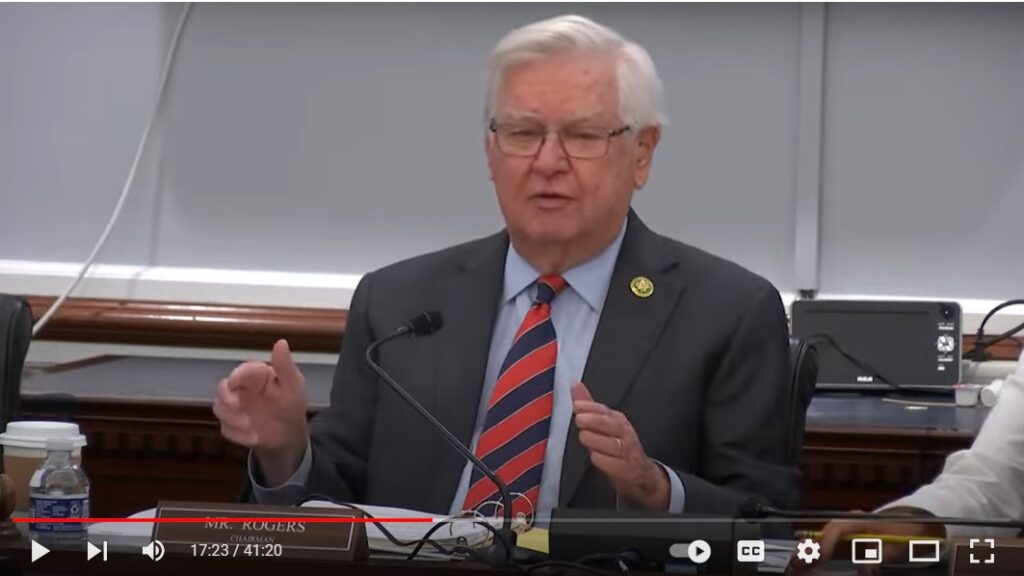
[630,276,654,298]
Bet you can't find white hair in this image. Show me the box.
[485,14,666,129]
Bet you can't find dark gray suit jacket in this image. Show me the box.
[305,211,797,515]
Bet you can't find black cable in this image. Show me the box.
[404,518,462,560]
[966,299,1024,361]
[980,320,1024,351]
[803,332,903,390]
[297,494,644,574]
[299,491,521,566]
[297,495,452,556]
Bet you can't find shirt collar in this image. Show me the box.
[502,219,628,312]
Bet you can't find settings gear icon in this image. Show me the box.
[796,539,822,564]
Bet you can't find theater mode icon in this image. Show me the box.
[908,540,941,563]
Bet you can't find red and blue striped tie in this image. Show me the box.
[462,274,567,519]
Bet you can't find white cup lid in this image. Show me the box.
[0,421,87,449]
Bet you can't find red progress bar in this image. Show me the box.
[15,517,434,524]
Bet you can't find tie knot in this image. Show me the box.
[534,275,567,305]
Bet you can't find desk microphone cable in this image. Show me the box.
[297,495,638,575]
[803,333,904,391]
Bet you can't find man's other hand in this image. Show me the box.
[571,382,670,511]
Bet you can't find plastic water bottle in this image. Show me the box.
[28,438,90,541]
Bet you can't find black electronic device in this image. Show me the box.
[549,508,761,574]
[791,299,961,390]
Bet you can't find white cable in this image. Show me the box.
[32,3,194,337]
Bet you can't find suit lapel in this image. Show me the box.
[430,232,508,510]
[559,211,688,505]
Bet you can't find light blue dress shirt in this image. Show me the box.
[446,219,683,524]
[251,219,684,520]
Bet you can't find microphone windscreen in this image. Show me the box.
[407,311,444,336]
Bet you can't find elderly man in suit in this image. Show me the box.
[214,14,796,523]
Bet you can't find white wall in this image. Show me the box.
[1,4,1022,326]
[819,3,1024,300]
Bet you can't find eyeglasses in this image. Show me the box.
[489,120,631,159]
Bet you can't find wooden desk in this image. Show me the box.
[801,394,985,510]
[14,356,988,517]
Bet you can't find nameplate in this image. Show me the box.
[154,501,368,561]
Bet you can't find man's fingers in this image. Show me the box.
[213,399,251,430]
[271,339,305,389]
[574,412,620,436]
[216,379,242,411]
[219,425,254,446]
[588,451,628,478]
[572,399,611,416]
[228,361,272,393]
[579,430,624,458]
[570,381,593,403]
[219,423,258,447]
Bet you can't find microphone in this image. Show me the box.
[742,501,1024,531]
[364,311,519,560]
[398,310,444,337]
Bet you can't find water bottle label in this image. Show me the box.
[29,495,89,532]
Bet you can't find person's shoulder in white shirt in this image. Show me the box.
[885,350,1024,537]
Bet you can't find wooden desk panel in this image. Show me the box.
[800,426,970,510]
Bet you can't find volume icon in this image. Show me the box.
[142,540,165,561]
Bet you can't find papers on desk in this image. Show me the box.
[761,540,797,573]
[89,508,156,539]
[300,500,493,558]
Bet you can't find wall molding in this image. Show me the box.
[5,258,1022,357]
[19,293,1022,361]
[25,295,347,353]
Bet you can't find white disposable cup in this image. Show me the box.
[0,422,87,512]
[980,379,1004,408]
[954,384,983,407]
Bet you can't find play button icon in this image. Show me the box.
[687,539,712,564]
[31,540,50,562]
